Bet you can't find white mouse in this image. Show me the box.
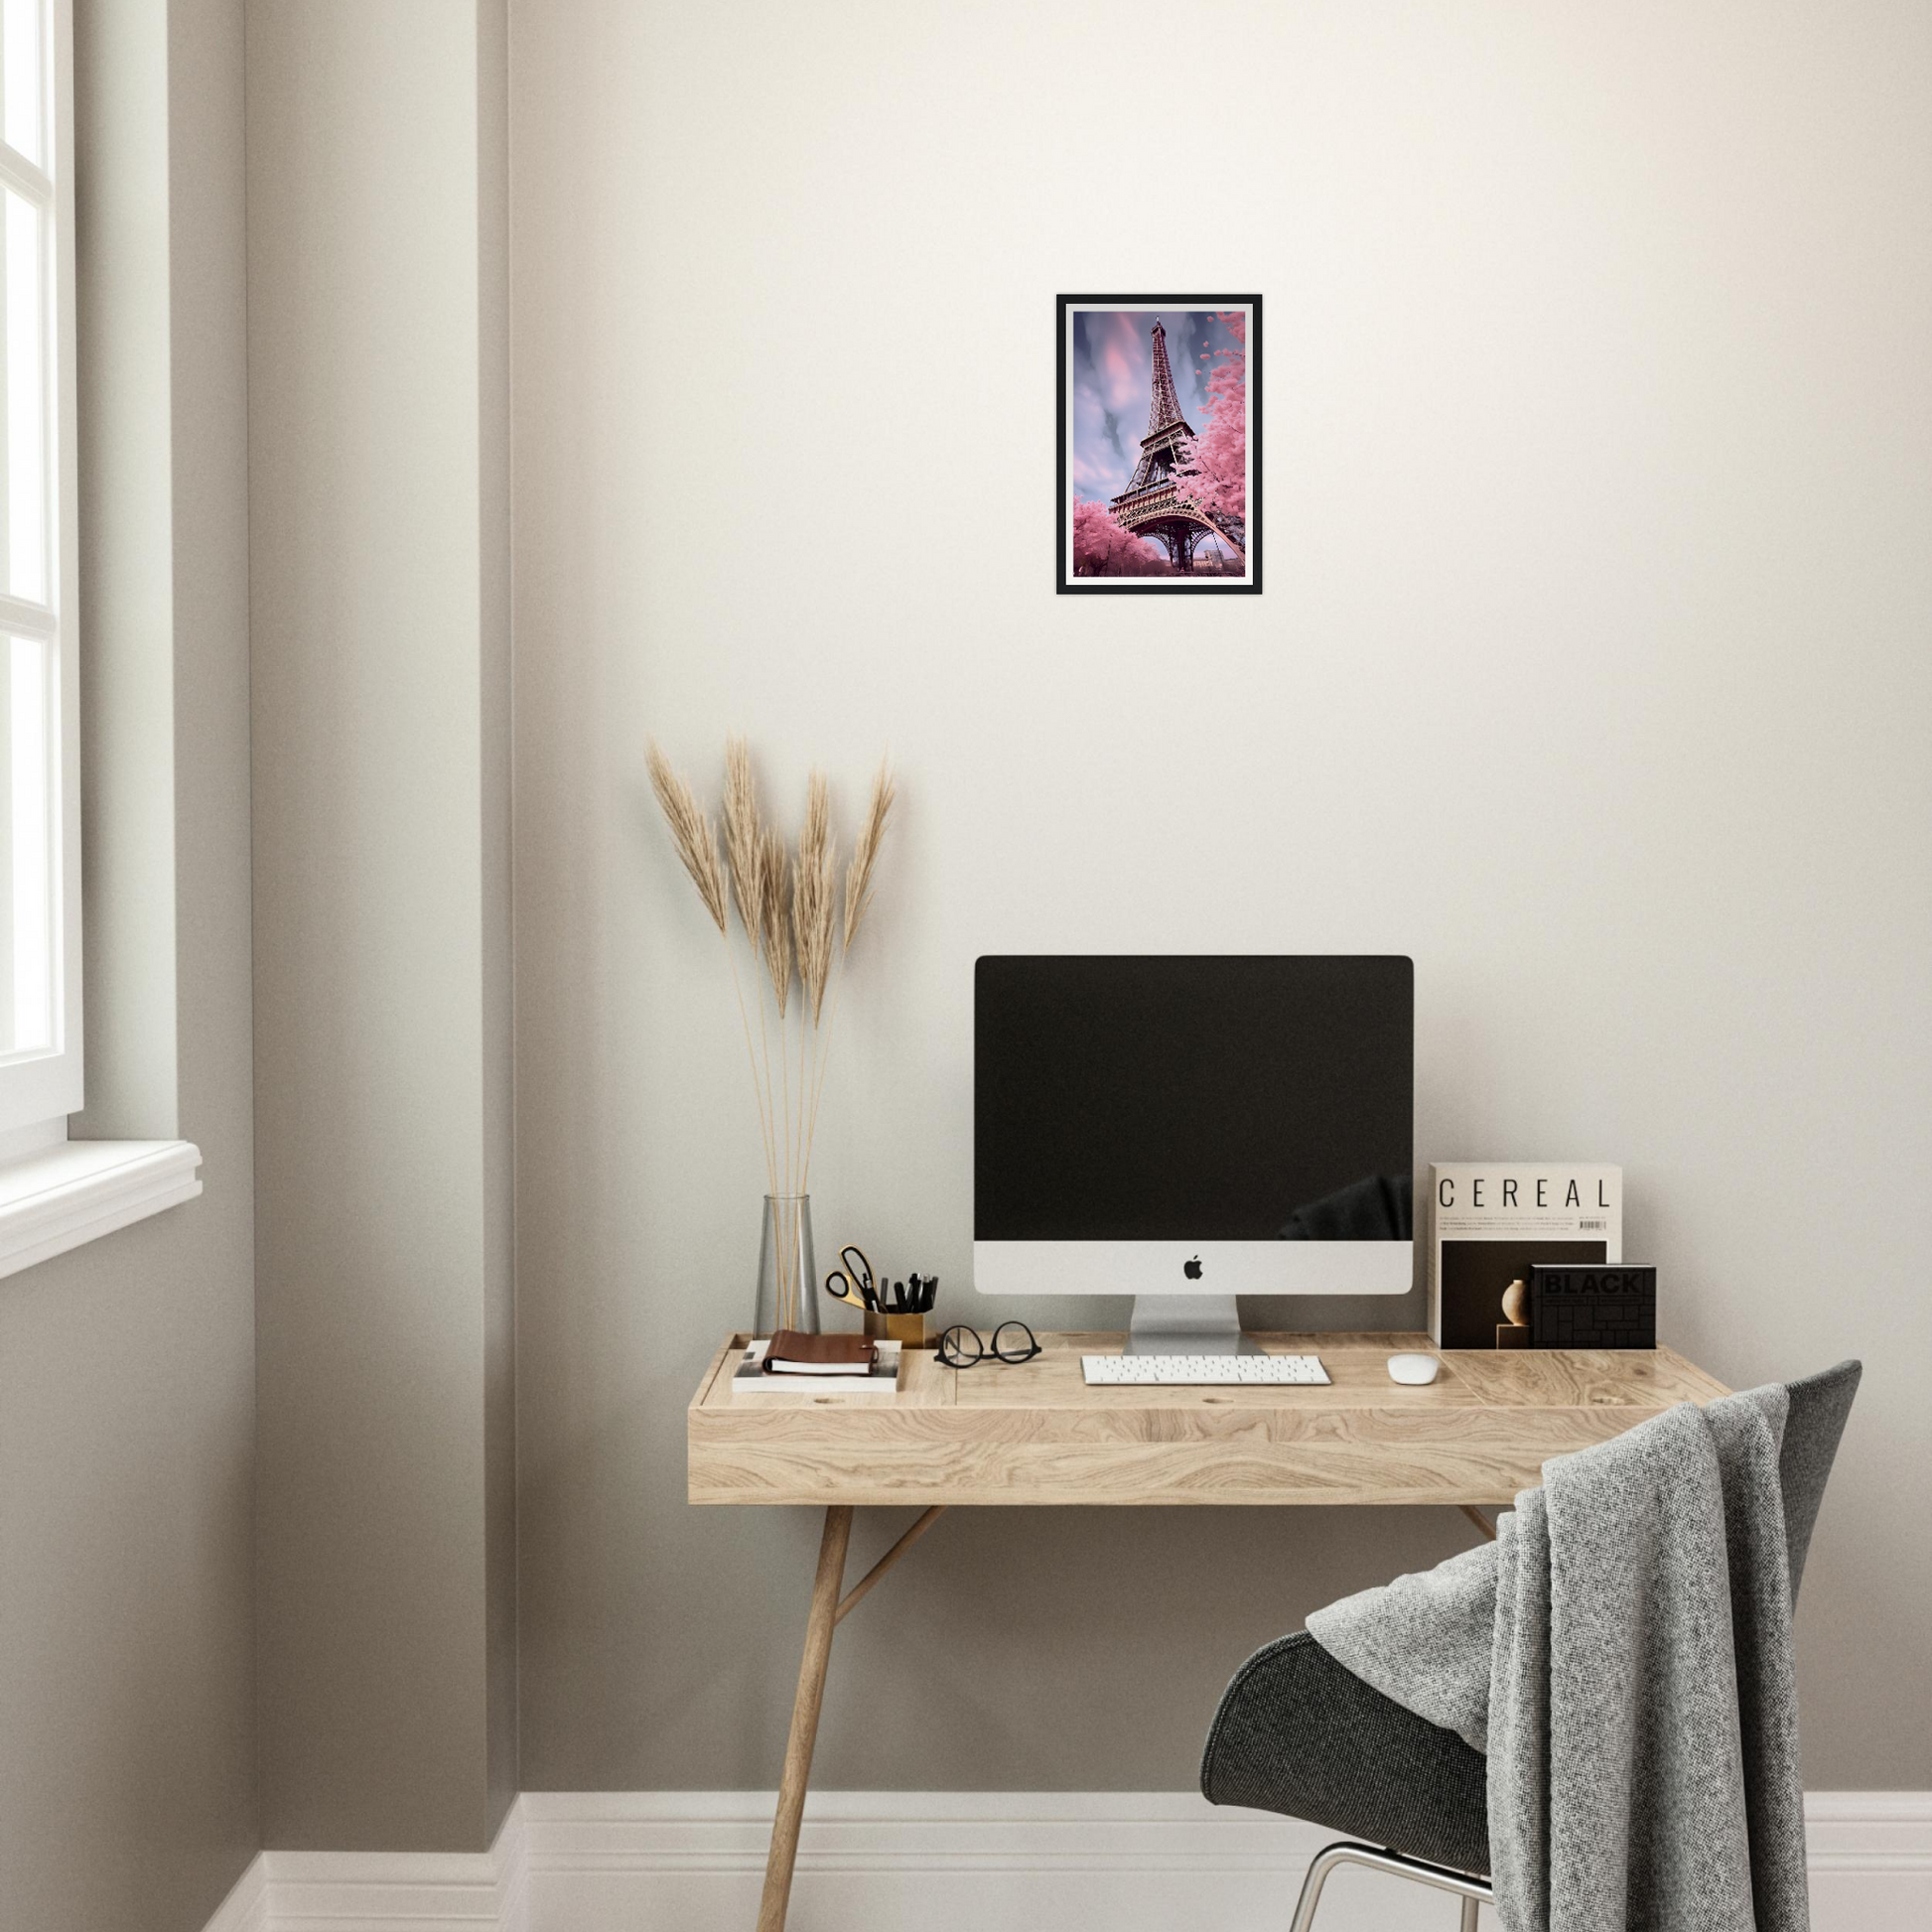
[1387,1352,1442,1386]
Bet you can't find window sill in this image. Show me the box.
[0,1139,204,1282]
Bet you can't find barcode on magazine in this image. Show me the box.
[1580,1218,1608,1230]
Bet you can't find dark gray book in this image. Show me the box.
[1530,1264,1657,1349]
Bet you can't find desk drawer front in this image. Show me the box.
[687,1402,1671,1507]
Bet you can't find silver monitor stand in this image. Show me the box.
[1124,1294,1260,1356]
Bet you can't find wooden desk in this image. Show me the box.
[688,1330,1728,1931]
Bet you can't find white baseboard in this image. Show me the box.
[202,1852,268,1932]
[201,1808,527,1932]
[201,1789,1932,1932]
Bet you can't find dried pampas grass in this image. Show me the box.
[646,736,897,1257]
[793,772,836,1025]
[759,827,793,1018]
[844,759,896,949]
[723,736,764,940]
[645,741,727,935]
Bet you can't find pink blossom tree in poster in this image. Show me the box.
[1071,497,1166,577]
[1169,311,1247,542]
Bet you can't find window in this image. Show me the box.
[0,0,75,1142]
[0,0,200,1273]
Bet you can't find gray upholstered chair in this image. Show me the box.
[1200,1361,1862,1930]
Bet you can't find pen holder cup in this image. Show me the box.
[866,1310,927,1349]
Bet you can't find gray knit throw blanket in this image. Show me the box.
[1307,1388,1809,1932]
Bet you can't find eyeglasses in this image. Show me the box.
[936,1320,1040,1368]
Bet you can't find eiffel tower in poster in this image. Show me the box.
[1109,318,1242,572]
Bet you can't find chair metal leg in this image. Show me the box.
[1288,1841,1493,1932]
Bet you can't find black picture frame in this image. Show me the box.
[1056,293,1262,596]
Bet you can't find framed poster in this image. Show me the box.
[1056,294,1260,595]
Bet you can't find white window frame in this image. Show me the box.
[0,0,200,1278]
[0,0,78,1141]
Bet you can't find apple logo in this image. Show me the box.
[1183,1255,1203,1280]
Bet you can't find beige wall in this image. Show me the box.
[248,0,515,1853]
[510,0,1932,1794]
[0,1,259,1928]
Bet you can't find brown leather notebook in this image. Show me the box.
[763,1329,878,1375]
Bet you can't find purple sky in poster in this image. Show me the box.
[1067,308,1244,504]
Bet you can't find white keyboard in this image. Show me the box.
[1081,1352,1329,1386]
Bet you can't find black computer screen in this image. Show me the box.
[974,956,1414,1241]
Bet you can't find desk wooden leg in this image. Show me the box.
[757,1504,853,1932]
[1458,1505,1498,1542]
[837,1505,945,1625]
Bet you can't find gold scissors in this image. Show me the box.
[824,1244,878,1312]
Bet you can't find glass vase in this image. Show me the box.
[754,1193,818,1338]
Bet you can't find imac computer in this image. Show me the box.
[973,955,1414,1354]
